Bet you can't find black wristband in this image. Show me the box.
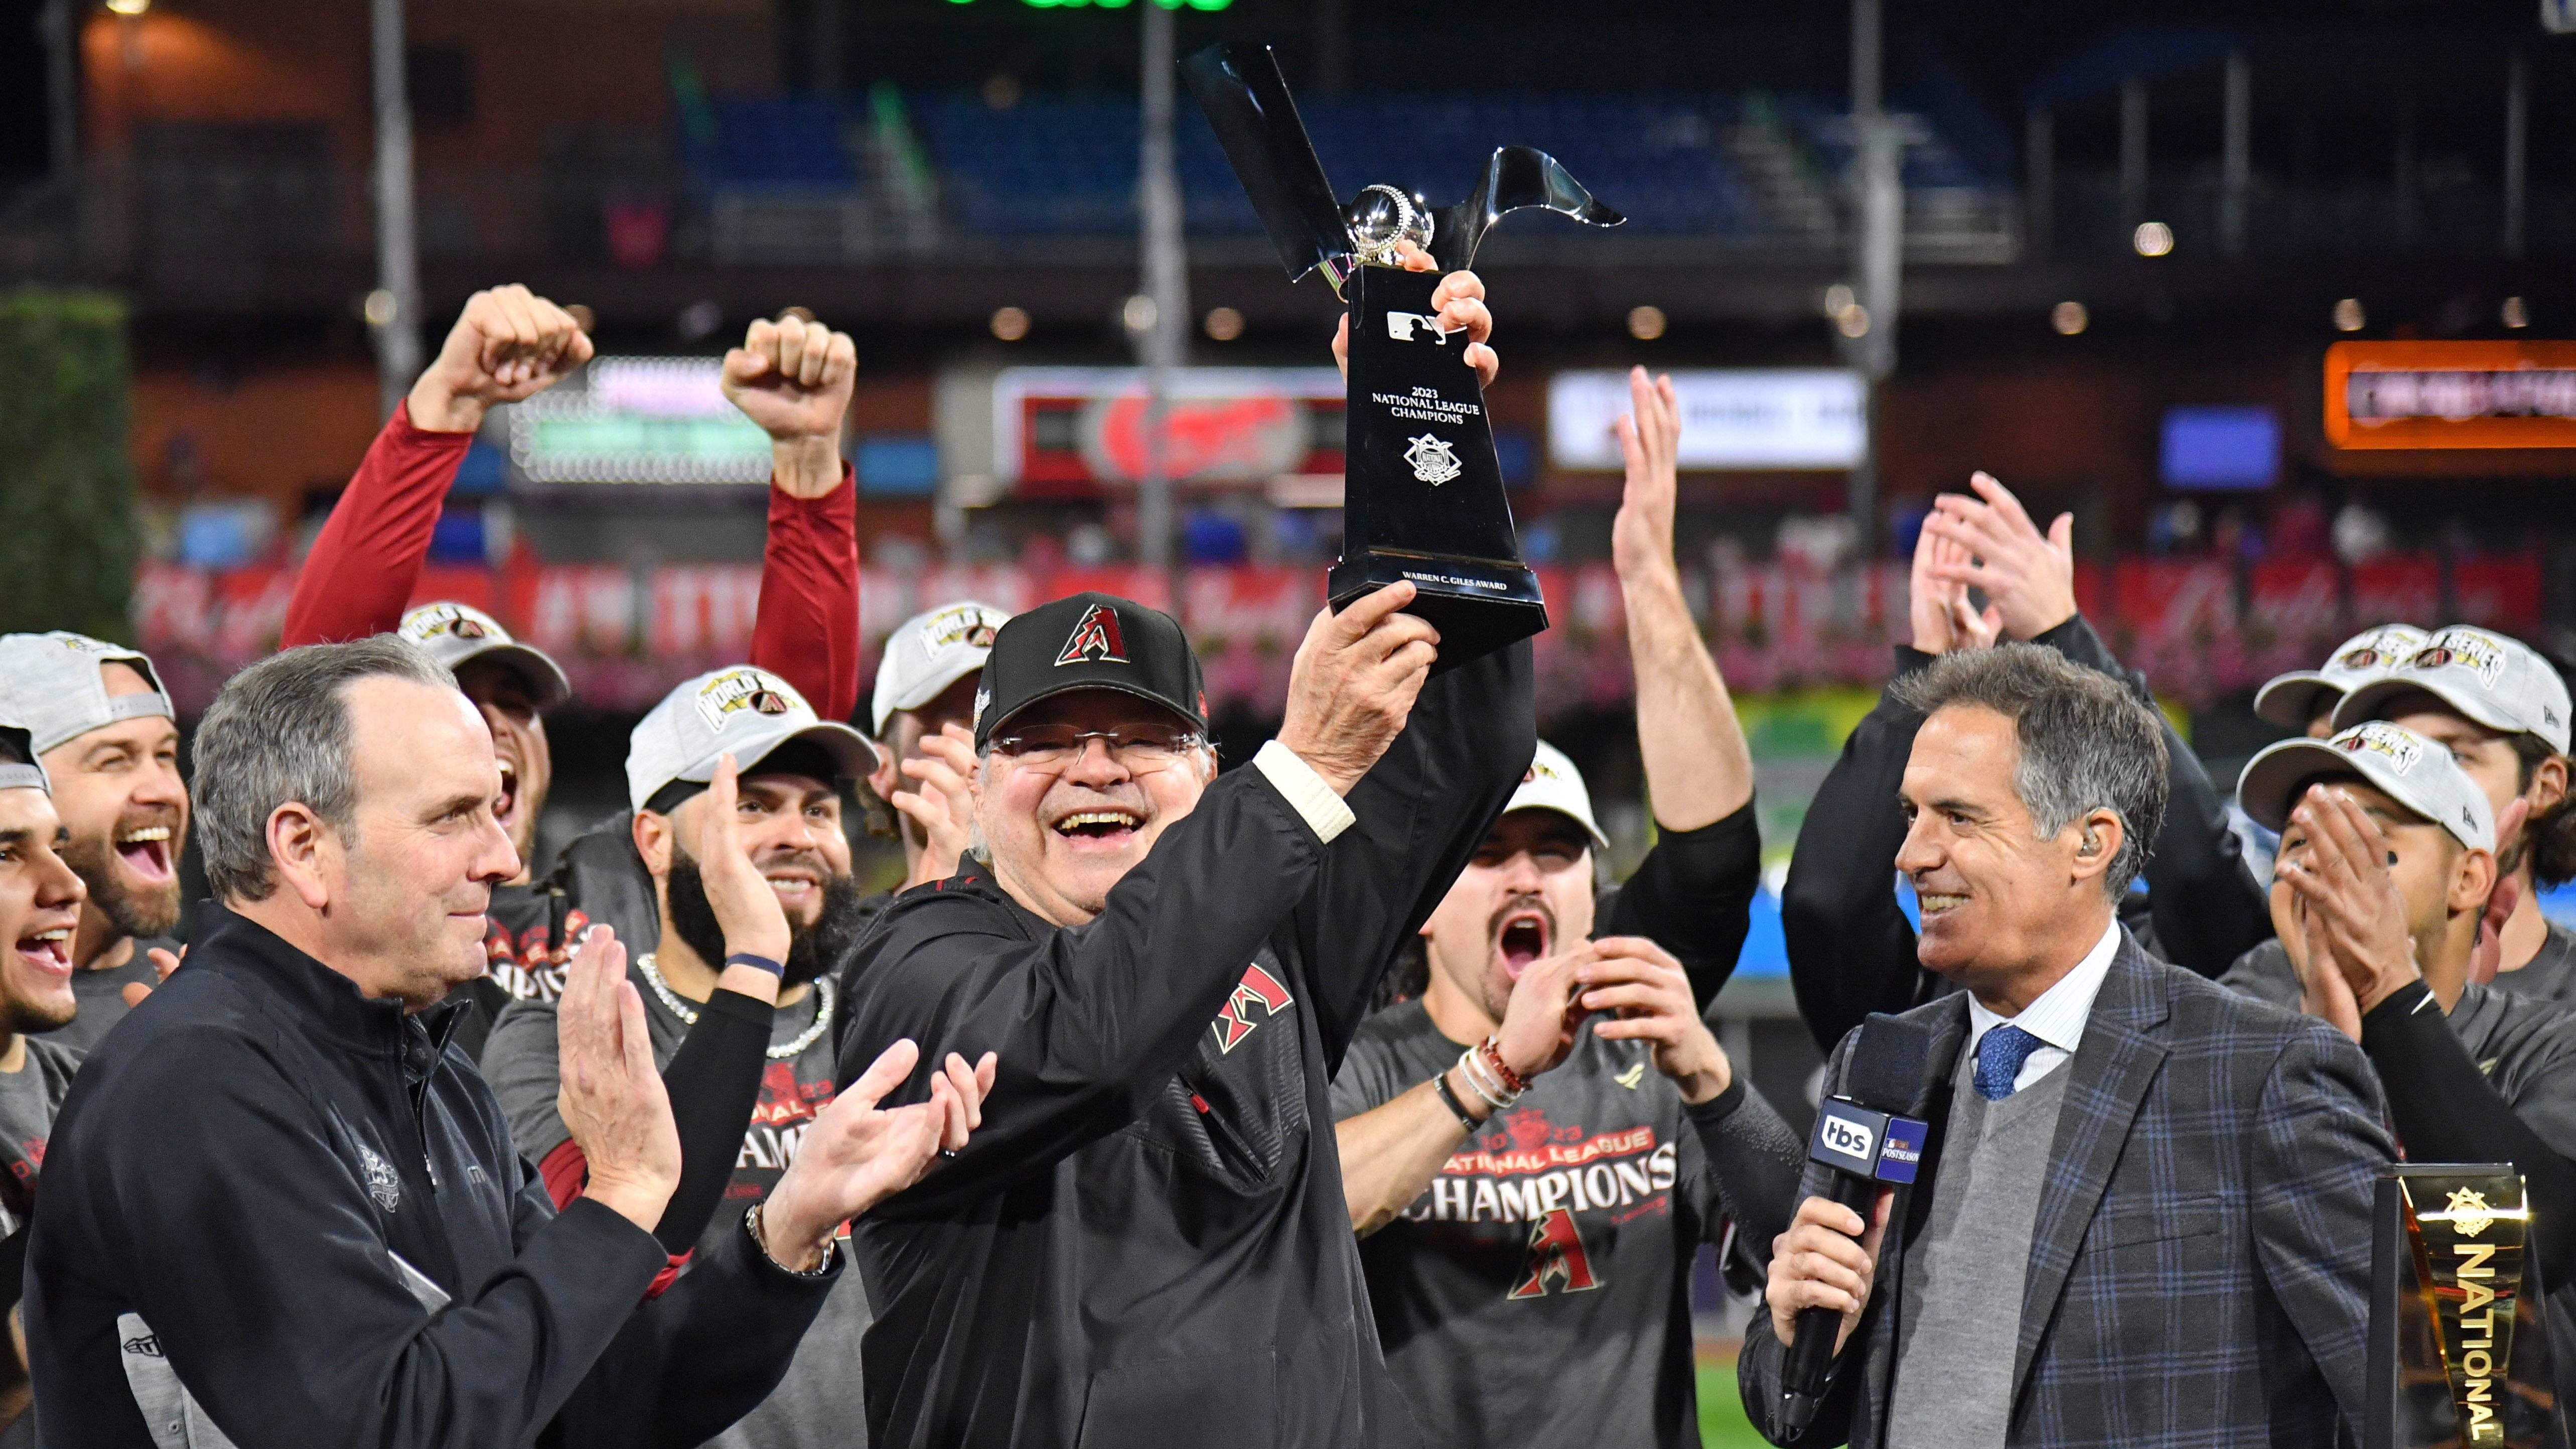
[725,952,786,979]
[1432,1069,1483,1133]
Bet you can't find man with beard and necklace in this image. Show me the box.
[0,634,186,1053]
[283,289,874,1060]
[483,663,881,1449]
[0,715,84,1444]
[1331,369,1800,1449]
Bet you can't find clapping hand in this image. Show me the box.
[697,753,793,969]
[1918,472,2077,641]
[755,1040,997,1270]
[892,724,978,890]
[555,926,683,1232]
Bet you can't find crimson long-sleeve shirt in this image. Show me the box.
[282,402,863,722]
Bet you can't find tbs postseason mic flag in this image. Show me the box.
[1808,1097,1928,1185]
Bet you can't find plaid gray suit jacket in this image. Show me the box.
[1741,932,2395,1448]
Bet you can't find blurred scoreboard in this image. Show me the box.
[507,358,775,485]
[2326,341,2576,450]
[989,367,1346,497]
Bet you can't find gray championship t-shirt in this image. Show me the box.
[2222,919,2576,1012]
[1330,1001,1792,1449]
[56,938,177,1057]
[483,963,870,1449]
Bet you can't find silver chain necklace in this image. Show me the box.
[634,953,834,1061]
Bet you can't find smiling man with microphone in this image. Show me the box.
[1742,644,2394,1449]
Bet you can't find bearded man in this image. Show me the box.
[482,664,882,1449]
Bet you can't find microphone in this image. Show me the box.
[1778,1011,1938,1436]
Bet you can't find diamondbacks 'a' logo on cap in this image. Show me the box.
[693,667,802,733]
[2337,722,2425,773]
[2339,646,2387,669]
[2413,629,2510,688]
[1055,603,1128,667]
[399,602,509,645]
[919,603,1005,655]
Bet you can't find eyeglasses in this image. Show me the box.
[989,724,1206,771]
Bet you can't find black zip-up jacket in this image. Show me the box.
[26,906,837,1449]
[1782,615,2271,1053]
[835,641,1534,1449]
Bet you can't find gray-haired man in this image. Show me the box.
[27,638,982,1448]
[1746,644,2394,1449]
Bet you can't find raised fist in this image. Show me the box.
[722,312,857,498]
[409,285,594,434]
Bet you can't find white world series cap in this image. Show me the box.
[0,715,47,796]
[2237,720,2495,852]
[2332,624,2572,754]
[873,601,1010,736]
[2252,623,2427,729]
[1502,741,1609,850]
[397,603,572,711]
[0,632,174,756]
[627,665,880,813]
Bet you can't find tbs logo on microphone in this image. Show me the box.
[1808,1100,1929,1185]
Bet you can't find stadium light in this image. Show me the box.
[1203,307,1244,341]
[1627,306,1667,341]
[2504,297,2531,330]
[105,0,149,14]
[2051,301,2088,336]
[2334,298,2366,333]
[990,306,1031,341]
[2132,221,2174,257]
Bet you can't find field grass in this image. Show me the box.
[1695,1359,1780,1448]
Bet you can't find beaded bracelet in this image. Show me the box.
[1477,1034,1530,1096]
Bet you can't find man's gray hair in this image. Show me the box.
[1891,644,2169,899]
[194,637,456,903]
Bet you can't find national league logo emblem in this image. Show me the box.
[1055,603,1129,667]
[1404,433,1463,486]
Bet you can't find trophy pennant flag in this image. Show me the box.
[1181,42,1624,669]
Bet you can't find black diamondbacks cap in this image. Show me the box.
[972,592,1208,749]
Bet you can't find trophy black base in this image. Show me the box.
[1330,548,1548,675]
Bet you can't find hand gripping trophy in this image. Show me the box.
[1181,43,1623,667]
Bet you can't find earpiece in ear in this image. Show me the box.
[2079,830,2102,857]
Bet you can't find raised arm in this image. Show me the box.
[843,586,1441,1212]
[1613,366,1749,832]
[284,287,591,645]
[1601,365,1761,1009]
[723,313,865,721]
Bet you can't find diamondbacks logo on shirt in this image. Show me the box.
[1055,604,1129,667]
[694,667,802,733]
[356,1141,401,1213]
[1510,1210,1601,1299]
[1212,963,1294,1052]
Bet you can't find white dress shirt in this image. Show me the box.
[1962,917,2122,1094]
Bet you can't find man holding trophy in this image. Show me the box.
[828,45,1624,1449]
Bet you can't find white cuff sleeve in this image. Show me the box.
[1253,740,1357,845]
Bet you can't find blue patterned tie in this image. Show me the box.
[1973,1024,2046,1101]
